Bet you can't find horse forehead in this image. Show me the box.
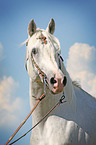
[28,30,60,51]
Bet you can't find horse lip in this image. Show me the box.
[51,87,64,94]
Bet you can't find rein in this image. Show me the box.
[8,94,66,145]
[5,89,66,145]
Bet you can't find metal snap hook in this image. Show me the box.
[59,91,66,104]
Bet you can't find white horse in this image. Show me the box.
[25,18,96,145]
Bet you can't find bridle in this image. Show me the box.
[30,35,64,91]
[31,52,47,101]
[5,36,66,145]
[31,51,48,86]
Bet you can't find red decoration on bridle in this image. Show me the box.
[38,36,47,44]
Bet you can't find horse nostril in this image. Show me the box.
[63,76,67,86]
[50,77,57,84]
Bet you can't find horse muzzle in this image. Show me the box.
[50,76,67,94]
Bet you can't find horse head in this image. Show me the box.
[25,18,67,94]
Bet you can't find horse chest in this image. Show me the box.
[39,115,90,145]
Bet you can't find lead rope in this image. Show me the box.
[8,92,66,145]
[5,93,45,145]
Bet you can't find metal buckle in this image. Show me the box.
[59,91,66,103]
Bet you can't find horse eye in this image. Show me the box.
[32,48,37,54]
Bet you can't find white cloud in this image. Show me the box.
[0,76,26,128]
[66,43,96,97]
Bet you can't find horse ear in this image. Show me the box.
[28,19,37,37]
[46,18,55,34]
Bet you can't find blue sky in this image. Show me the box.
[0,0,96,145]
